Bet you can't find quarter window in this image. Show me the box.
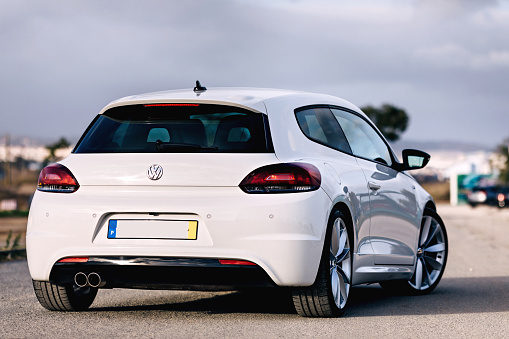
[331,108,392,166]
[295,107,352,154]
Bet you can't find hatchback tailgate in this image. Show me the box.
[60,153,280,187]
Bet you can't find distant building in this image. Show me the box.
[413,150,498,181]
[0,145,73,164]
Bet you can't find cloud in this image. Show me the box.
[0,0,509,147]
[472,50,509,68]
[413,44,509,69]
[414,0,499,19]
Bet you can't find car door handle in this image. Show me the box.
[368,181,381,191]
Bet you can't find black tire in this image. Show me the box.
[33,280,98,311]
[380,208,448,295]
[292,208,353,317]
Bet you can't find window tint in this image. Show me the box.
[295,107,352,154]
[74,104,273,153]
[331,108,392,166]
[147,128,170,142]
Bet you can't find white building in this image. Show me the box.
[415,150,497,180]
[0,145,73,163]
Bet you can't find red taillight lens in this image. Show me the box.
[239,163,321,193]
[498,193,505,202]
[37,164,80,193]
[58,257,89,263]
[143,103,200,107]
[219,259,256,266]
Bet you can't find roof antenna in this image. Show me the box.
[193,80,207,92]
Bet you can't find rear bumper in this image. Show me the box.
[27,186,332,287]
[50,257,276,290]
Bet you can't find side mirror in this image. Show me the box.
[400,149,430,171]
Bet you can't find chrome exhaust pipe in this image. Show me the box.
[87,272,102,288]
[74,272,88,287]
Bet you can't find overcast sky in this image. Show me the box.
[1,0,508,149]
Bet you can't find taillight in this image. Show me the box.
[37,164,80,193]
[498,193,505,202]
[239,163,321,193]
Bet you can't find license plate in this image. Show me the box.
[107,219,198,240]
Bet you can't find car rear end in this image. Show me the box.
[27,100,330,290]
[496,187,509,208]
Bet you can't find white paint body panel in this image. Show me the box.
[27,185,331,286]
[27,87,435,287]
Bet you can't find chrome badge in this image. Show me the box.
[147,164,163,180]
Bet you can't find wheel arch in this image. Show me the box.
[331,202,356,251]
[292,200,355,317]
[425,200,436,212]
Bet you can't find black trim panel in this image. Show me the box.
[51,257,277,290]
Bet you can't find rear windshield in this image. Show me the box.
[74,104,274,153]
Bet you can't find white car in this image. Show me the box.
[27,83,448,317]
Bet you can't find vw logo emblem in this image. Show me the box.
[147,164,163,180]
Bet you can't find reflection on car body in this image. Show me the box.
[467,186,509,208]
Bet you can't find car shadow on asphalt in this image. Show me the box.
[91,288,297,315]
[89,276,509,317]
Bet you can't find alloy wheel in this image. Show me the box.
[329,217,351,309]
[410,215,447,290]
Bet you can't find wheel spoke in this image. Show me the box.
[337,266,351,285]
[425,243,445,253]
[336,247,350,263]
[420,216,432,246]
[330,249,336,263]
[338,228,347,257]
[423,225,439,248]
[331,269,340,304]
[415,258,423,290]
[423,259,432,286]
[338,271,347,305]
[424,255,443,271]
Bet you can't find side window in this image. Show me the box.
[331,108,392,166]
[295,107,352,154]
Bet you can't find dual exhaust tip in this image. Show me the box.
[74,272,103,288]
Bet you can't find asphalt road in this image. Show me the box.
[1,204,509,338]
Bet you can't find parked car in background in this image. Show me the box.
[467,186,509,208]
[27,83,448,317]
